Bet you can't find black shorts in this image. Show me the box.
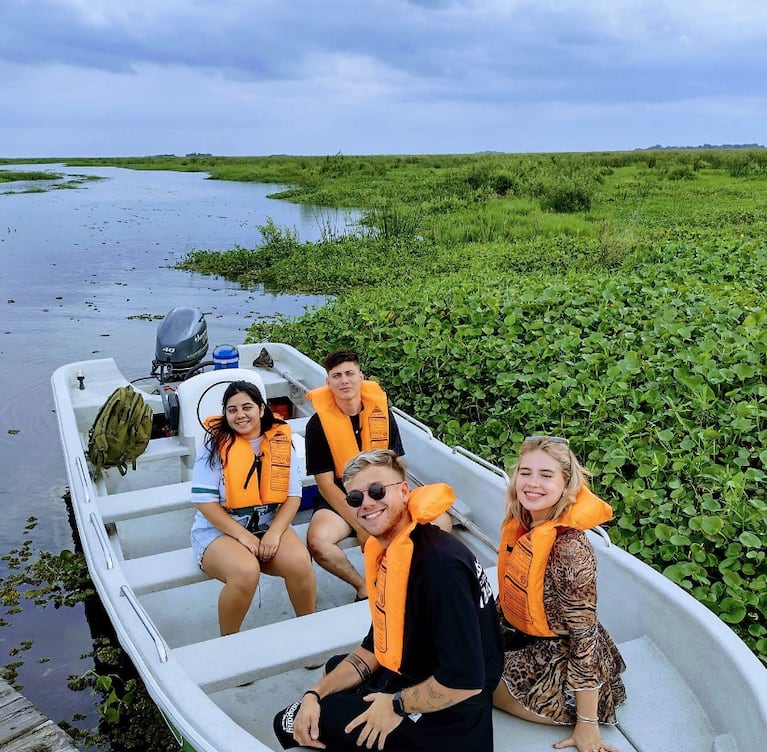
[312,497,359,538]
[312,495,335,514]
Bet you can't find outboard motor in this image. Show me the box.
[151,307,209,384]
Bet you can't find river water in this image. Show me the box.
[0,164,341,731]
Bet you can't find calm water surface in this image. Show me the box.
[0,164,343,729]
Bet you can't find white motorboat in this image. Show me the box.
[51,313,767,752]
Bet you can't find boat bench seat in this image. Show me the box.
[259,368,292,399]
[122,546,205,594]
[173,600,372,692]
[96,437,193,494]
[176,568,500,691]
[175,565,501,692]
[120,495,468,595]
[98,416,316,524]
[122,520,317,594]
[100,482,193,524]
[137,436,191,461]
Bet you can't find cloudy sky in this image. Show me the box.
[2,0,765,157]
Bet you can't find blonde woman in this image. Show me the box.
[494,436,626,752]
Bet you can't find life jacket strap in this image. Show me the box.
[225,506,258,516]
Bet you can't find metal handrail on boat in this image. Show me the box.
[120,585,169,663]
[452,445,510,484]
[406,470,499,555]
[390,406,434,439]
[89,513,114,570]
[251,347,311,395]
[281,369,311,396]
[592,525,612,548]
[75,455,91,505]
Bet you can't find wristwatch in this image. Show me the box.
[392,690,408,717]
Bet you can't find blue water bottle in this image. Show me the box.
[213,345,239,370]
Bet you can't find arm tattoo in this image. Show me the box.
[343,653,372,684]
[407,682,455,712]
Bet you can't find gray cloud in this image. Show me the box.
[1,0,765,155]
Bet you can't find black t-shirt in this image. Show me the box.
[305,408,404,489]
[362,524,503,695]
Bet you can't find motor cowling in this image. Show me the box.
[153,307,209,381]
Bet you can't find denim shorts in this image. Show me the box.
[190,506,277,566]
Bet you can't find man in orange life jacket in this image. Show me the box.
[305,349,450,602]
[274,450,502,752]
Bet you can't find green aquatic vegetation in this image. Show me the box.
[0,515,176,750]
[248,234,767,665]
[0,169,101,194]
[0,524,92,612]
[0,170,61,183]
[64,639,178,751]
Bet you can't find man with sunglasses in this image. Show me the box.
[303,349,408,602]
[274,450,502,752]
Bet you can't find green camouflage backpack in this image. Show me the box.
[87,386,154,478]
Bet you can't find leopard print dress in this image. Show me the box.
[499,527,627,724]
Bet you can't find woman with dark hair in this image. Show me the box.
[190,380,315,635]
[494,436,626,752]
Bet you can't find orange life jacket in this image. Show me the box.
[204,417,292,509]
[497,487,612,637]
[363,483,455,673]
[306,381,390,477]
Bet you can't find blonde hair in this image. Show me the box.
[504,437,592,528]
[342,449,407,486]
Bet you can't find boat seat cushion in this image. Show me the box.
[175,368,268,454]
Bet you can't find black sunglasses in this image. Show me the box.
[524,435,569,445]
[345,481,402,507]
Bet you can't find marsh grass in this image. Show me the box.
[0,167,102,193]
[0,170,60,182]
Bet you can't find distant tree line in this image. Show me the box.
[642,143,765,150]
